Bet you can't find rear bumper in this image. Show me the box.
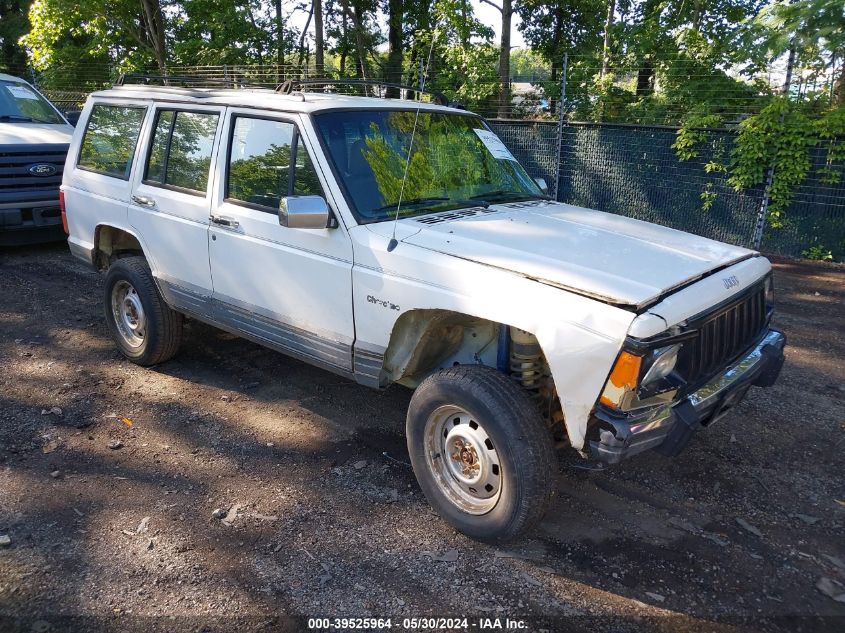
[589,329,786,464]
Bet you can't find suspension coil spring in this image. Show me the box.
[509,328,543,391]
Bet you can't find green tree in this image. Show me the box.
[0,0,31,73]
[22,0,169,78]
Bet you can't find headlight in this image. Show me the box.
[600,343,683,410]
[641,344,681,386]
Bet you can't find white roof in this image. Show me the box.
[89,84,468,115]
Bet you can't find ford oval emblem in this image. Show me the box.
[28,163,57,177]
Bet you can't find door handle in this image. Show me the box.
[209,215,240,230]
[131,194,157,208]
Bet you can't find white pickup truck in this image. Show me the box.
[0,73,74,245]
[62,79,785,542]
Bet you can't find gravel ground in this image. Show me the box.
[0,244,843,633]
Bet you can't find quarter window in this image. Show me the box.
[226,116,323,211]
[78,104,146,179]
[144,110,219,194]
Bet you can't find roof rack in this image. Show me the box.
[114,73,266,90]
[274,78,455,107]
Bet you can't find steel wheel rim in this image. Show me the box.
[111,280,146,348]
[424,405,502,515]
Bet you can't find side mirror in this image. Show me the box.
[533,177,549,195]
[279,195,331,229]
[65,111,82,127]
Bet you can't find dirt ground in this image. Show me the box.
[0,244,843,633]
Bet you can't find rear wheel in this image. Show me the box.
[103,256,183,366]
[407,365,556,542]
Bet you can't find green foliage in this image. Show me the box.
[801,245,834,261]
[816,107,845,184]
[729,98,813,227]
[672,113,725,161]
[675,97,845,229]
[0,0,31,72]
[170,0,293,66]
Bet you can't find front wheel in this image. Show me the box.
[406,365,556,542]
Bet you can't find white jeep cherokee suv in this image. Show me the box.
[63,79,785,542]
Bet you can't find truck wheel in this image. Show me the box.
[103,256,183,366]
[406,365,556,542]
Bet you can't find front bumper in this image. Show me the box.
[0,202,65,245]
[589,329,786,464]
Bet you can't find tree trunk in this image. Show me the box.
[313,0,325,77]
[140,0,167,73]
[298,6,314,70]
[600,0,615,77]
[340,0,349,76]
[636,61,654,96]
[496,0,512,118]
[349,2,368,79]
[835,51,845,105]
[692,0,705,32]
[274,0,284,77]
[386,0,404,97]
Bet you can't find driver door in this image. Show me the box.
[208,110,355,372]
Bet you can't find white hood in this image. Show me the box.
[397,201,755,309]
[0,122,74,145]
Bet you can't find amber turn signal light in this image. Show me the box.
[600,351,642,408]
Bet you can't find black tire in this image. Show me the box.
[406,365,556,543]
[103,256,183,366]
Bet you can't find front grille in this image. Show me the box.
[677,283,768,386]
[0,144,68,204]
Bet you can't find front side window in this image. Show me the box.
[0,79,64,124]
[78,104,146,179]
[144,110,219,194]
[312,109,543,222]
[226,116,323,211]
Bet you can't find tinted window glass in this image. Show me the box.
[145,111,173,183]
[293,135,322,196]
[313,110,542,222]
[227,117,323,210]
[144,110,218,193]
[78,104,146,178]
[0,80,64,124]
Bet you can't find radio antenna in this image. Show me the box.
[386,25,439,253]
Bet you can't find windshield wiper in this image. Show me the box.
[372,196,449,213]
[0,115,35,122]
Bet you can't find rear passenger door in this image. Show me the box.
[207,110,354,372]
[65,101,148,253]
[129,104,224,299]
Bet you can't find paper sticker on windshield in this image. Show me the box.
[473,128,516,161]
[7,85,39,100]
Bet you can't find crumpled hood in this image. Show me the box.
[401,201,755,309]
[0,123,74,145]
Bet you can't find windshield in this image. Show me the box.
[313,109,543,222]
[0,80,64,124]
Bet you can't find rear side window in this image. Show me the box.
[144,110,219,194]
[78,104,146,179]
[226,116,323,211]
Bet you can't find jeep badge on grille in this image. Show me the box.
[722,275,740,290]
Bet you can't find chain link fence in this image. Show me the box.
[5,59,843,261]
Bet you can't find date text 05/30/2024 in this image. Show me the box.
[307,617,529,630]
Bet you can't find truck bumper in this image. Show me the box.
[0,202,65,246]
[589,328,786,464]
